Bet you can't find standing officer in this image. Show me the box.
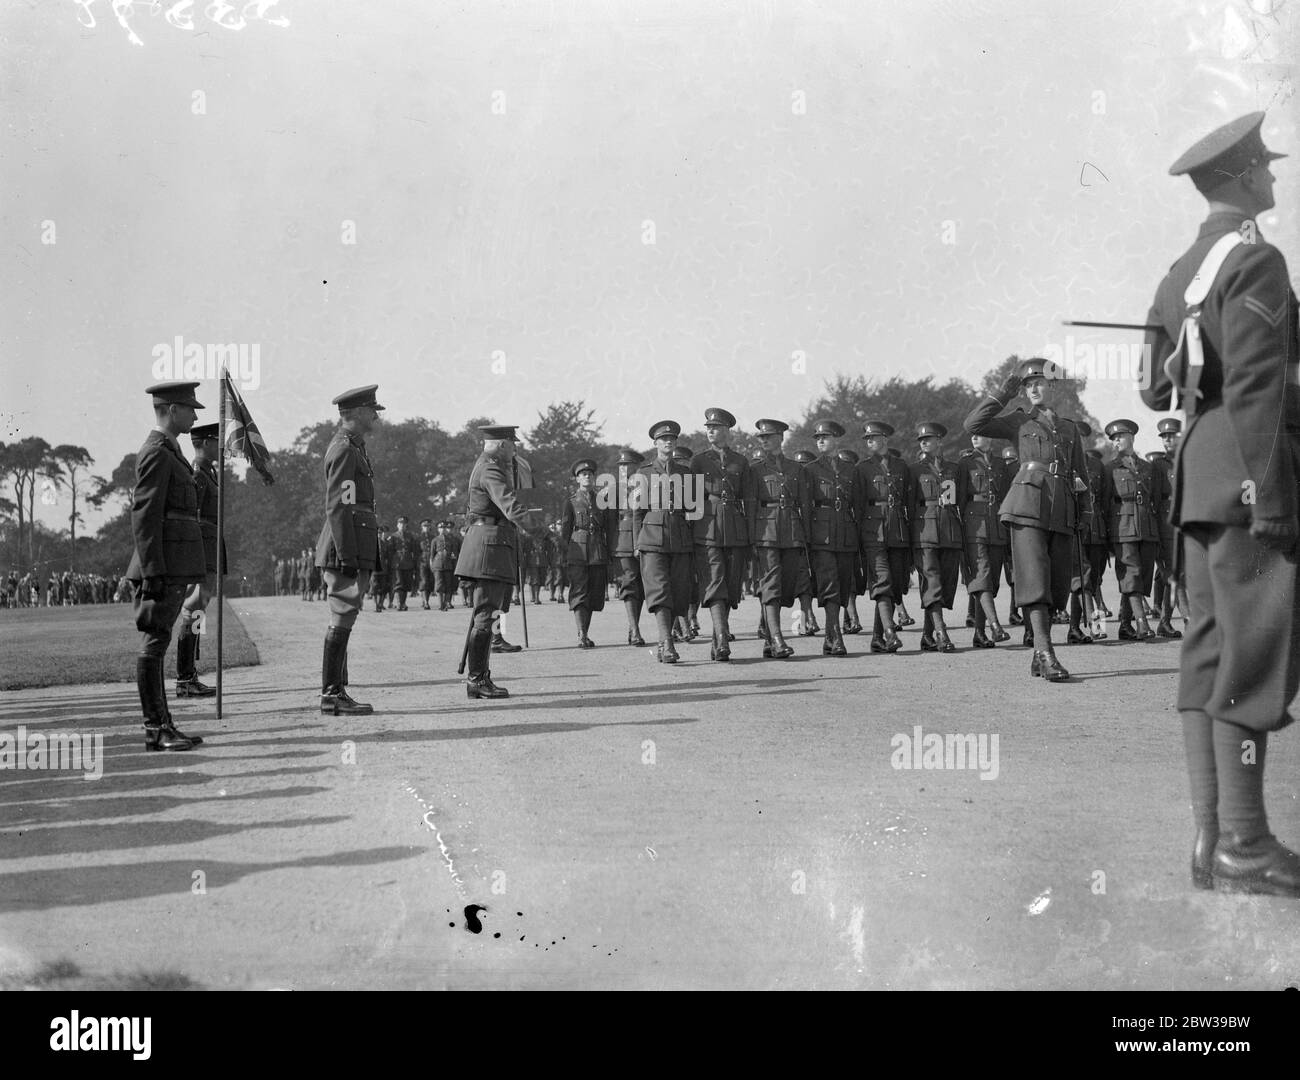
[417,519,436,609]
[788,449,821,636]
[1155,416,1191,629]
[910,422,966,652]
[125,381,209,751]
[1140,111,1300,894]
[855,421,907,652]
[390,516,418,610]
[634,421,695,663]
[745,419,812,658]
[454,426,532,696]
[1102,420,1160,640]
[315,385,384,715]
[612,448,648,646]
[524,525,547,604]
[805,420,864,656]
[960,431,1010,647]
[298,548,311,600]
[836,447,868,636]
[371,523,393,612]
[966,358,1089,680]
[430,520,460,610]
[690,408,751,661]
[1146,439,1181,636]
[174,422,226,697]
[1074,423,1110,641]
[561,458,614,647]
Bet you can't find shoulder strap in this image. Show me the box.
[1164,231,1244,414]
[1184,232,1243,307]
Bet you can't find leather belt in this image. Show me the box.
[1021,460,1062,475]
[969,495,989,503]
[1119,495,1146,505]
[468,514,504,525]
[163,514,198,522]
[757,499,784,507]
[923,499,946,506]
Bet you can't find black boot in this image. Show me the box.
[155,657,203,746]
[709,602,731,661]
[140,656,193,751]
[767,603,793,658]
[492,630,522,653]
[576,608,595,648]
[175,623,216,697]
[625,599,646,647]
[321,627,373,714]
[466,630,509,698]
[655,609,679,663]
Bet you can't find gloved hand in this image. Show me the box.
[338,563,358,578]
[141,576,165,600]
[1250,517,1298,553]
[1000,373,1022,399]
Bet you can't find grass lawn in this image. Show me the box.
[0,600,260,690]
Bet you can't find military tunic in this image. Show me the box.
[855,452,914,602]
[633,456,695,615]
[691,444,752,609]
[430,531,461,594]
[561,489,614,612]
[805,452,864,606]
[1141,212,1300,732]
[910,455,967,609]
[1103,453,1161,596]
[612,466,644,602]
[1079,451,1110,594]
[744,452,813,608]
[192,460,227,577]
[959,450,1007,596]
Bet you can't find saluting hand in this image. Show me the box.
[1000,373,1022,399]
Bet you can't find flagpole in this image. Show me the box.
[216,370,228,719]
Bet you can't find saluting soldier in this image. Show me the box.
[1102,420,1160,640]
[690,408,751,661]
[836,448,868,636]
[909,422,966,652]
[855,421,907,652]
[125,381,209,751]
[560,458,615,647]
[1140,111,1300,895]
[746,419,813,658]
[315,385,384,715]
[633,421,695,663]
[671,444,702,642]
[789,449,821,636]
[959,432,1011,647]
[1075,423,1110,641]
[966,358,1089,681]
[454,425,533,697]
[805,420,865,656]
[174,422,227,697]
[612,448,648,646]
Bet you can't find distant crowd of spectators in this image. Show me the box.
[1,569,131,608]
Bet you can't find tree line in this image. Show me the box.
[2,357,1102,594]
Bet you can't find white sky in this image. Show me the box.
[3,0,1296,533]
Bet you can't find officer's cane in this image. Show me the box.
[457,615,474,675]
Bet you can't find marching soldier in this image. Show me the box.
[966,358,1089,681]
[789,449,821,636]
[746,419,812,658]
[454,425,533,697]
[1140,111,1299,895]
[1102,420,1160,640]
[524,525,547,604]
[371,523,392,612]
[885,446,917,628]
[671,443,702,642]
[174,422,227,697]
[836,448,868,636]
[417,519,436,609]
[125,381,209,751]
[855,421,907,652]
[690,409,751,661]
[959,432,1011,647]
[910,422,966,652]
[1075,423,1110,641]
[634,421,695,663]
[612,449,648,646]
[805,420,865,656]
[561,458,615,647]
[390,516,418,610]
[547,521,567,603]
[315,385,384,715]
[430,520,461,610]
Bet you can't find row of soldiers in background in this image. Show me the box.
[531,410,1187,656]
[1,569,129,608]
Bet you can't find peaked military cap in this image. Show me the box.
[571,458,598,476]
[1105,419,1139,438]
[704,407,737,427]
[916,421,948,440]
[1002,446,1019,460]
[1157,417,1183,435]
[617,448,644,466]
[190,423,219,441]
[1170,112,1286,192]
[888,447,903,458]
[836,449,860,465]
[332,384,385,411]
[648,420,681,440]
[1018,357,1061,381]
[862,420,895,438]
[813,419,846,438]
[146,381,204,409]
[791,449,816,464]
[754,418,789,436]
[1076,421,1092,438]
[672,445,693,461]
[1145,451,1168,462]
[478,424,517,439]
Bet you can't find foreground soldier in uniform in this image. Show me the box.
[967,358,1089,680]
[691,409,750,661]
[612,449,648,645]
[316,386,384,715]
[855,421,906,652]
[910,422,966,652]
[1103,420,1159,641]
[635,421,695,663]
[561,458,614,648]
[174,423,225,696]
[960,432,1010,647]
[1141,112,1300,895]
[455,426,533,697]
[747,419,812,658]
[126,381,209,751]
[806,420,863,656]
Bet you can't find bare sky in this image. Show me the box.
[3,0,1296,533]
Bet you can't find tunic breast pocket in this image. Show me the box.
[816,476,833,499]
[761,473,783,500]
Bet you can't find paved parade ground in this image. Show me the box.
[2,593,1297,991]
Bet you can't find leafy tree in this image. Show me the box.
[0,436,54,566]
[49,444,95,567]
